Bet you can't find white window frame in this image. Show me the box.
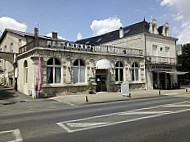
[47,58,61,84]
[131,62,139,81]
[73,59,85,83]
[115,61,123,82]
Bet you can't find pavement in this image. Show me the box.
[50,87,190,106]
[0,86,69,116]
[1,85,190,115]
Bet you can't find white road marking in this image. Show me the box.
[0,129,23,142]
[118,111,172,115]
[57,101,190,133]
[67,122,108,128]
[165,104,190,107]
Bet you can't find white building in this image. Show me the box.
[0,19,181,97]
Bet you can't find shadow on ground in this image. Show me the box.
[0,88,17,100]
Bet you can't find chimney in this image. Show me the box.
[34,27,39,46]
[34,27,38,38]
[52,32,58,39]
[119,27,124,38]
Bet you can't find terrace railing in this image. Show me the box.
[19,39,143,57]
[146,56,177,65]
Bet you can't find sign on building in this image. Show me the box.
[121,81,130,97]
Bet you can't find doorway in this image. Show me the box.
[96,69,107,92]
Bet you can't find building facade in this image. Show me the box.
[77,19,178,90]
[0,19,180,97]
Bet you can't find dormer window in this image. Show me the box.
[162,22,170,37]
[152,25,155,34]
[96,37,102,43]
[165,28,168,36]
[149,19,158,34]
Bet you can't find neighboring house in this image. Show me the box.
[77,19,178,90]
[0,29,29,87]
[0,28,56,88]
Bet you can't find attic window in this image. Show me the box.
[124,29,130,34]
[165,28,168,36]
[96,37,102,43]
[85,41,90,44]
[110,34,114,37]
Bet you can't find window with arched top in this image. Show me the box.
[73,59,85,83]
[131,62,139,81]
[24,60,28,83]
[115,61,123,81]
[47,58,61,84]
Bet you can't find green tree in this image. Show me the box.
[177,43,190,84]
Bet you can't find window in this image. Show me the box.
[131,62,139,81]
[115,61,123,81]
[73,59,85,83]
[10,43,13,52]
[124,29,130,34]
[96,38,102,43]
[165,47,170,57]
[160,47,163,51]
[165,28,168,36]
[18,39,22,46]
[4,46,7,52]
[85,41,90,44]
[47,58,61,84]
[152,25,155,34]
[152,45,157,56]
[24,60,28,83]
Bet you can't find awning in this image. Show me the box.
[96,59,112,69]
[166,71,188,75]
[152,69,188,75]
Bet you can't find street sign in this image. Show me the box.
[121,81,130,97]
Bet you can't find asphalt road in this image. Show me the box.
[1,91,190,142]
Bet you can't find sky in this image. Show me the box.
[0,0,189,44]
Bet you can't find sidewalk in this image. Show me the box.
[51,88,190,106]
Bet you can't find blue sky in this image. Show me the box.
[0,0,189,44]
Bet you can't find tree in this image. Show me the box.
[177,43,190,84]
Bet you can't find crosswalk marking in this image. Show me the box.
[57,101,190,133]
[0,129,23,142]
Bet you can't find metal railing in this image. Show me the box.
[19,39,143,57]
[19,41,35,54]
[146,56,177,65]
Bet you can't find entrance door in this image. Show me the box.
[96,69,107,92]
[96,75,107,92]
[160,73,165,89]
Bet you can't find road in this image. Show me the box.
[1,91,190,141]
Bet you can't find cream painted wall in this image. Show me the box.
[145,35,176,58]
[17,57,35,95]
[0,32,27,86]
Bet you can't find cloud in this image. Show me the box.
[90,17,122,36]
[46,33,65,40]
[77,32,82,40]
[160,0,190,20]
[0,17,27,34]
[177,21,190,44]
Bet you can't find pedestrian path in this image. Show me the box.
[51,88,190,106]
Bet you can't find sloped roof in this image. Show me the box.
[76,20,150,45]
[0,28,67,44]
